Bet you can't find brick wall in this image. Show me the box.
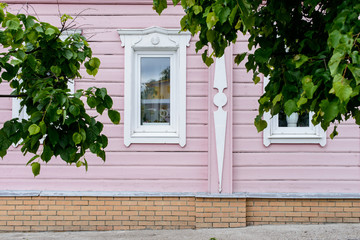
[247,199,360,226]
[0,196,246,231]
[1,196,360,231]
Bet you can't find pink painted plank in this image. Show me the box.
[233,167,360,180]
[7,3,184,16]
[24,15,184,29]
[79,68,123,82]
[233,69,257,83]
[233,139,360,152]
[325,125,360,138]
[89,41,124,55]
[233,97,259,111]
[0,82,11,94]
[5,136,207,152]
[233,180,360,193]
[233,152,360,167]
[6,0,163,4]
[233,41,249,55]
[233,111,257,125]
[1,151,208,166]
[233,82,262,96]
[233,125,260,139]
[104,138,207,152]
[0,179,207,193]
[0,99,11,110]
[0,165,208,180]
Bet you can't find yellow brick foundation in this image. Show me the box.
[0,196,360,231]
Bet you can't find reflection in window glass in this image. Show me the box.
[140,57,170,125]
[278,111,310,127]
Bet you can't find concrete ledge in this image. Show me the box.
[2,190,360,199]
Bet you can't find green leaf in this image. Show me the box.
[6,19,20,30]
[293,54,309,68]
[333,79,353,102]
[104,95,113,109]
[328,30,342,47]
[41,145,53,162]
[328,52,344,76]
[323,100,339,123]
[89,57,101,68]
[79,128,86,142]
[153,0,167,14]
[69,105,80,116]
[39,121,46,135]
[96,88,107,100]
[234,53,246,65]
[28,124,40,136]
[172,0,180,6]
[0,150,6,159]
[87,96,97,108]
[254,117,267,132]
[96,104,106,114]
[330,126,338,139]
[206,30,216,42]
[31,162,40,177]
[193,5,202,15]
[253,76,260,84]
[50,65,61,76]
[185,0,195,7]
[206,12,218,29]
[45,27,56,36]
[48,127,59,147]
[229,5,238,25]
[108,110,120,124]
[284,100,298,116]
[297,97,308,108]
[254,48,272,64]
[72,132,82,145]
[86,68,98,76]
[348,65,360,84]
[272,93,282,105]
[63,49,73,60]
[26,155,40,166]
[218,7,231,24]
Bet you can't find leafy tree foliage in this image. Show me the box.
[153,0,360,137]
[0,4,120,176]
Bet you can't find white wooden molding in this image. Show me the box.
[263,77,326,146]
[213,56,227,193]
[118,27,191,147]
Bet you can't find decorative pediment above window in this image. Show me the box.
[119,27,190,51]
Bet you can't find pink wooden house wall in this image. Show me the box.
[0,0,359,195]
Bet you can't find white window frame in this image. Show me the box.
[263,77,326,147]
[118,27,190,147]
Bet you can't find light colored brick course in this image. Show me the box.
[0,197,359,231]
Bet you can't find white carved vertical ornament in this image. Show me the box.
[213,56,227,193]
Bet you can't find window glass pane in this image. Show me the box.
[278,111,309,127]
[140,57,170,125]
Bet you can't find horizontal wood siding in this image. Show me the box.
[0,3,208,193]
[232,39,360,193]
